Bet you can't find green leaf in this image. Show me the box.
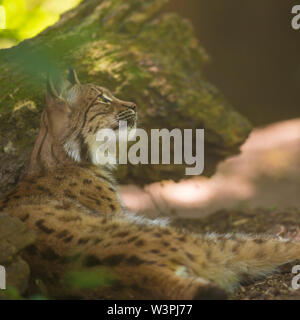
[63,269,115,290]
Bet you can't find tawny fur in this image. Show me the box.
[1,70,300,300]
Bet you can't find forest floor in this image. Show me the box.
[120,119,300,300]
[172,209,300,300]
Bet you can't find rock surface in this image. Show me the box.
[0,213,35,298]
[0,0,252,197]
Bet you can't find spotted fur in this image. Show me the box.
[1,69,300,300]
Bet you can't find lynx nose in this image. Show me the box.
[122,103,136,112]
[129,104,136,112]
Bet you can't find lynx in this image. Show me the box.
[1,69,300,299]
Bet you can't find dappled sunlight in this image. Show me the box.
[120,118,300,218]
[0,0,82,48]
[156,176,254,206]
[221,119,300,179]
[242,119,300,151]
[262,149,295,176]
[213,176,255,199]
[162,180,215,204]
[119,185,154,212]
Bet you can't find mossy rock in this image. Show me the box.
[0,0,252,193]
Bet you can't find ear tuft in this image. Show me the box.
[68,66,81,86]
[46,72,60,99]
[46,68,80,108]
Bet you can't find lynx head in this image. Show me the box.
[45,68,137,165]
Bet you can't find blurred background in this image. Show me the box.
[0,0,80,48]
[167,0,300,126]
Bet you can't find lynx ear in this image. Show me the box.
[46,72,71,99]
[46,69,81,108]
[46,73,60,99]
[68,67,81,85]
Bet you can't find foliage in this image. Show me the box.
[63,268,115,290]
[0,0,81,48]
[0,286,23,300]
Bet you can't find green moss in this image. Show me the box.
[63,268,115,290]
[0,286,23,300]
[0,0,252,184]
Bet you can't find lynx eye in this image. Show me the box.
[97,93,111,104]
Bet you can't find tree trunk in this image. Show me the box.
[0,0,252,196]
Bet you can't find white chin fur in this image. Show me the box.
[64,140,81,162]
[124,212,170,227]
[64,125,136,167]
[89,125,136,167]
